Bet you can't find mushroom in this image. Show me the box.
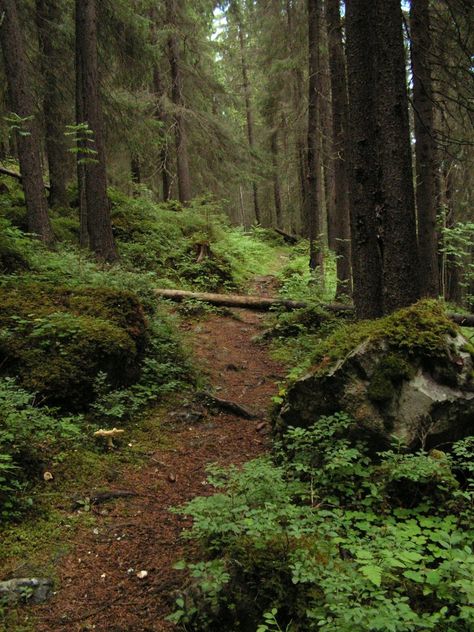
[93,427,125,449]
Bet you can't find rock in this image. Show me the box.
[276,305,474,452]
[0,577,53,605]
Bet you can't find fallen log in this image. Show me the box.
[452,313,474,327]
[199,392,258,419]
[71,489,137,510]
[154,288,351,314]
[0,165,51,190]
[274,227,299,244]
[154,288,474,327]
[154,288,474,326]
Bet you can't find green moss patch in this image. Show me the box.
[367,355,414,404]
[0,281,148,410]
[310,300,462,376]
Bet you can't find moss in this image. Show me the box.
[0,281,148,410]
[310,300,464,376]
[368,354,413,404]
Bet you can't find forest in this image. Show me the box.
[0,0,473,630]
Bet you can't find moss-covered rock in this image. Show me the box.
[276,301,474,451]
[0,281,148,410]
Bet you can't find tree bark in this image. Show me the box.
[151,64,171,202]
[317,4,335,254]
[36,0,70,209]
[345,0,383,318]
[0,0,54,244]
[131,154,141,186]
[236,16,260,224]
[443,165,463,304]
[374,0,420,313]
[326,0,352,299]
[166,0,192,204]
[75,0,117,261]
[307,0,322,270]
[410,0,439,298]
[269,112,283,229]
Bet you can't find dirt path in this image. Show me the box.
[33,303,284,631]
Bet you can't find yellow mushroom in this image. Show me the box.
[93,427,125,448]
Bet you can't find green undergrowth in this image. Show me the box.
[0,186,291,523]
[274,300,470,387]
[0,214,196,523]
[110,192,287,291]
[276,241,337,304]
[169,413,474,631]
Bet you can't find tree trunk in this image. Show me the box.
[317,4,335,254]
[36,0,69,209]
[75,0,117,261]
[149,10,171,202]
[374,0,420,313]
[443,165,463,304]
[152,65,172,202]
[0,0,54,244]
[270,128,283,229]
[131,154,141,186]
[236,10,260,224]
[326,0,352,299]
[307,0,321,271]
[345,0,383,318]
[410,0,439,298]
[166,0,192,204]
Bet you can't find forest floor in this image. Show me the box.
[25,276,285,632]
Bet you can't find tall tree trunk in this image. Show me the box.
[410,0,439,298]
[286,0,307,234]
[75,0,117,261]
[166,0,192,204]
[317,3,335,254]
[442,165,462,304]
[131,154,141,185]
[36,0,69,209]
[375,0,420,313]
[326,0,352,299]
[236,11,260,224]
[152,65,171,202]
[345,0,383,318]
[0,0,54,244]
[270,128,283,229]
[307,0,321,270]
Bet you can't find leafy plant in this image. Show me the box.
[169,414,474,631]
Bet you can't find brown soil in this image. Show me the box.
[32,302,284,631]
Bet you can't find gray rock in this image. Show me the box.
[277,332,474,451]
[0,577,53,605]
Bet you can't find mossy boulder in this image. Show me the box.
[0,281,148,410]
[276,301,474,451]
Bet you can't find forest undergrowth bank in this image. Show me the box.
[0,189,295,630]
[1,187,473,632]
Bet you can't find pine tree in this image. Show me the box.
[75,0,118,261]
[36,0,70,209]
[0,0,54,244]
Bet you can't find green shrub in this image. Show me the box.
[0,378,82,519]
[170,414,474,631]
[0,218,31,273]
